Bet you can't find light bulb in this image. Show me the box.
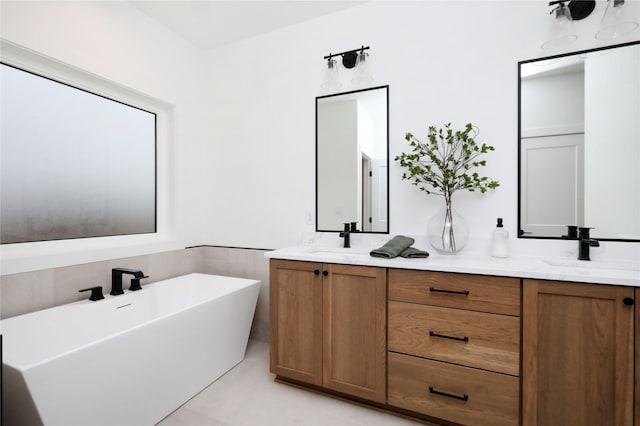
[541,3,578,50]
[321,58,341,93]
[596,0,639,40]
[351,51,373,89]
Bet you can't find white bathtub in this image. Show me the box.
[1,273,260,426]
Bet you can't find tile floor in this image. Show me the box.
[158,340,422,426]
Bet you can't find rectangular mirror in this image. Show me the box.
[518,41,639,241]
[316,86,389,233]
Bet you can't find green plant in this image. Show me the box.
[395,122,500,253]
[396,122,500,201]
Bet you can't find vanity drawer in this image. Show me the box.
[388,302,520,376]
[388,352,519,426]
[388,269,520,316]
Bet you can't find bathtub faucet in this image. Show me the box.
[111,268,148,295]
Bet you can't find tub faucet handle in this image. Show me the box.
[129,276,149,291]
[79,286,104,301]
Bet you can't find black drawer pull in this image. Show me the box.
[314,269,320,275]
[429,331,469,342]
[428,386,468,402]
[429,287,470,296]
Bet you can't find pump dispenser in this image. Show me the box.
[490,218,509,258]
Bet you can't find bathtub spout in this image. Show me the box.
[111,268,147,296]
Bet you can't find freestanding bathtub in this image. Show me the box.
[1,273,260,426]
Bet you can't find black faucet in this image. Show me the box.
[562,225,578,239]
[577,227,600,261]
[111,268,148,295]
[339,223,351,248]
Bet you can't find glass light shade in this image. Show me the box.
[595,0,639,40]
[541,4,578,50]
[351,51,373,89]
[320,58,341,92]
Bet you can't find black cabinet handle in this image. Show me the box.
[428,386,468,401]
[429,331,469,342]
[429,287,469,296]
[314,269,320,275]
[322,270,328,276]
[623,297,635,306]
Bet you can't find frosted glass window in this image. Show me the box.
[0,63,156,244]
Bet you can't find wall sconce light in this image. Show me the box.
[352,49,373,88]
[596,0,639,40]
[541,1,582,49]
[320,57,341,92]
[321,45,372,92]
[542,0,638,49]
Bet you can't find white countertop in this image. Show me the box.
[265,245,640,287]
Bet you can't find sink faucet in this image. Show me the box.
[111,268,147,295]
[339,223,351,248]
[577,227,599,261]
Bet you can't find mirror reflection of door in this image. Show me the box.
[518,42,640,240]
[362,155,372,232]
[521,134,584,237]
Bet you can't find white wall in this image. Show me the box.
[584,46,640,238]
[0,1,208,273]
[1,1,638,273]
[199,0,640,256]
[521,70,585,135]
[317,99,358,230]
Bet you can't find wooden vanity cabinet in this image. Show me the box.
[387,270,521,426]
[269,259,387,403]
[522,279,635,426]
[269,259,323,385]
[634,288,640,426]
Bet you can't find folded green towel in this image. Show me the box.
[400,247,430,258]
[370,235,415,259]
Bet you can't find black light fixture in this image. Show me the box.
[324,45,370,69]
[321,45,372,92]
[543,0,638,48]
[567,0,596,20]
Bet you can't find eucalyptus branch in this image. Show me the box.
[395,122,500,198]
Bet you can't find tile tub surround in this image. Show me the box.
[0,246,271,342]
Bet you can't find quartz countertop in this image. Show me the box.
[265,245,640,287]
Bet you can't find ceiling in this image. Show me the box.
[128,1,365,51]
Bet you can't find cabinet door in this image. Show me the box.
[522,279,634,426]
[323,264,386,402]
[636,288,639,426]
[270,259,323,386]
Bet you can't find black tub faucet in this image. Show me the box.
[577,227,599,261]
[111,268,148,295]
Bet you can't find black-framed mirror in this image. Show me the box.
[518,41,639,242]
[316,85,389,233]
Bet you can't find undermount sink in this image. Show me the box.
[306,247,371,256]
[541,258,640,272]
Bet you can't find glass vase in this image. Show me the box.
[427,202,469,255]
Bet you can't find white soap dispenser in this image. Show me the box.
[490,218,509,258]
